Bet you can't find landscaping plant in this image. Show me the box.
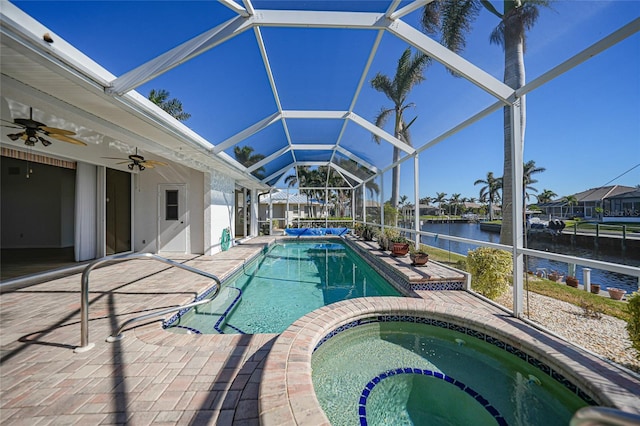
[627,292,640,358]
[467,247,512,300]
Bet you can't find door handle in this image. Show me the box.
[180,221,184,224]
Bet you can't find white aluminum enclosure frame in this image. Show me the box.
[2,1,638,317]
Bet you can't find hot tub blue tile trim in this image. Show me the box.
[358,367,506,426]
[314,315,597,406]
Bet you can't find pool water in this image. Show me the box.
[166,240,401,334]
[312,321,588,426]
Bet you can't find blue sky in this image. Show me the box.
[11,0,640,203]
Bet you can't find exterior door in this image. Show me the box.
[158,184,188,253]
[106,168,131,255]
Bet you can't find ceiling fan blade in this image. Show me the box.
[141,163,156,169]
[2,123,24,130]
[142,160,169,166]
[47,133,87,146]
[115,161,131,165]
[1,118,23,127]
[101,156,128,160]
[40,126,75,136]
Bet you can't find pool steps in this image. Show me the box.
[214,287,245,334]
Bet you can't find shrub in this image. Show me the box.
[467,248,512,300]
[384,203,398,226]
[627,292,640,358]
[377,228,399,250]
[410,243,429,255]
[362,225,378,242]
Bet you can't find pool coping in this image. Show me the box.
[258,296,640,425]
[343,235,470,293]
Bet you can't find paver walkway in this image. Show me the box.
[1,238,275,425]
[1,236,638,425]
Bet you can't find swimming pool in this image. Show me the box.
[312,319,588,425]
[164,239,402,334]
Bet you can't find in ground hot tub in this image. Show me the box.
[258,297,640,425]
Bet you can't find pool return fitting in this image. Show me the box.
[75,252,221,353]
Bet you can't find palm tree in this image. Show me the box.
[233,145,266,178]
[450,193,461,216]
[148,89,191,121]
[564,195,578,218]
[474,172,503,221]
[420,196,432,205]
[284,166,317,215]
[523,160,546,203]
[434,192,447,216]
[398,194,409,222]
[422,0,551,244]
[371,47,430,209]
[536,189,557,204]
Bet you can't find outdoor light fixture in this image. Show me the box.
[38,136,52,146]
[25,130,38,146]
[7,133,20,141]
[104,148,165,171]
[127,162,145,171]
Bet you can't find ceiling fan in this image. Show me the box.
[102,148,168,171]
[1,107,87,147]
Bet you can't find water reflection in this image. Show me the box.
[420,222,639,293]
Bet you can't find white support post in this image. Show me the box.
[269,188,273,235]
[286,187,290,228]
[351,189,355,227]
[325,188,328,228]
[380,176,385,230]
[414,154,420,247]
[583,268,591,293]
[362,184,366,225]
[250,188,258,237]
[511,98,525,317]
[242,188,247,238]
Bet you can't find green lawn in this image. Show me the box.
[422,243,631,321]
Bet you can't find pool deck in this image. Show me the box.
[1,236,639,425]
[345,237,467,289]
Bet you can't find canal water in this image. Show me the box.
[419,222,640,294]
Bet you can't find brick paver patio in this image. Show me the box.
[1,236,639,425]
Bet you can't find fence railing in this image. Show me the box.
[352,220,640,291]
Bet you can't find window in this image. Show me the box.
[166,190,179,220]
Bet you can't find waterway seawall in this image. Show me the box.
[530,232,640,260]
[479,222,640,260]
[479,222,501,233]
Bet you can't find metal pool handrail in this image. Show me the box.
[75,252,221,353]
[106,297,214,343]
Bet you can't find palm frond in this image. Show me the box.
[420,0,442,35]
[396,51,430,99]
[441,0,481,53]
[489,21,505,48]
[372,107,393,144]
[371,73,394,99]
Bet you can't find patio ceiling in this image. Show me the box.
[1,1,638,192]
